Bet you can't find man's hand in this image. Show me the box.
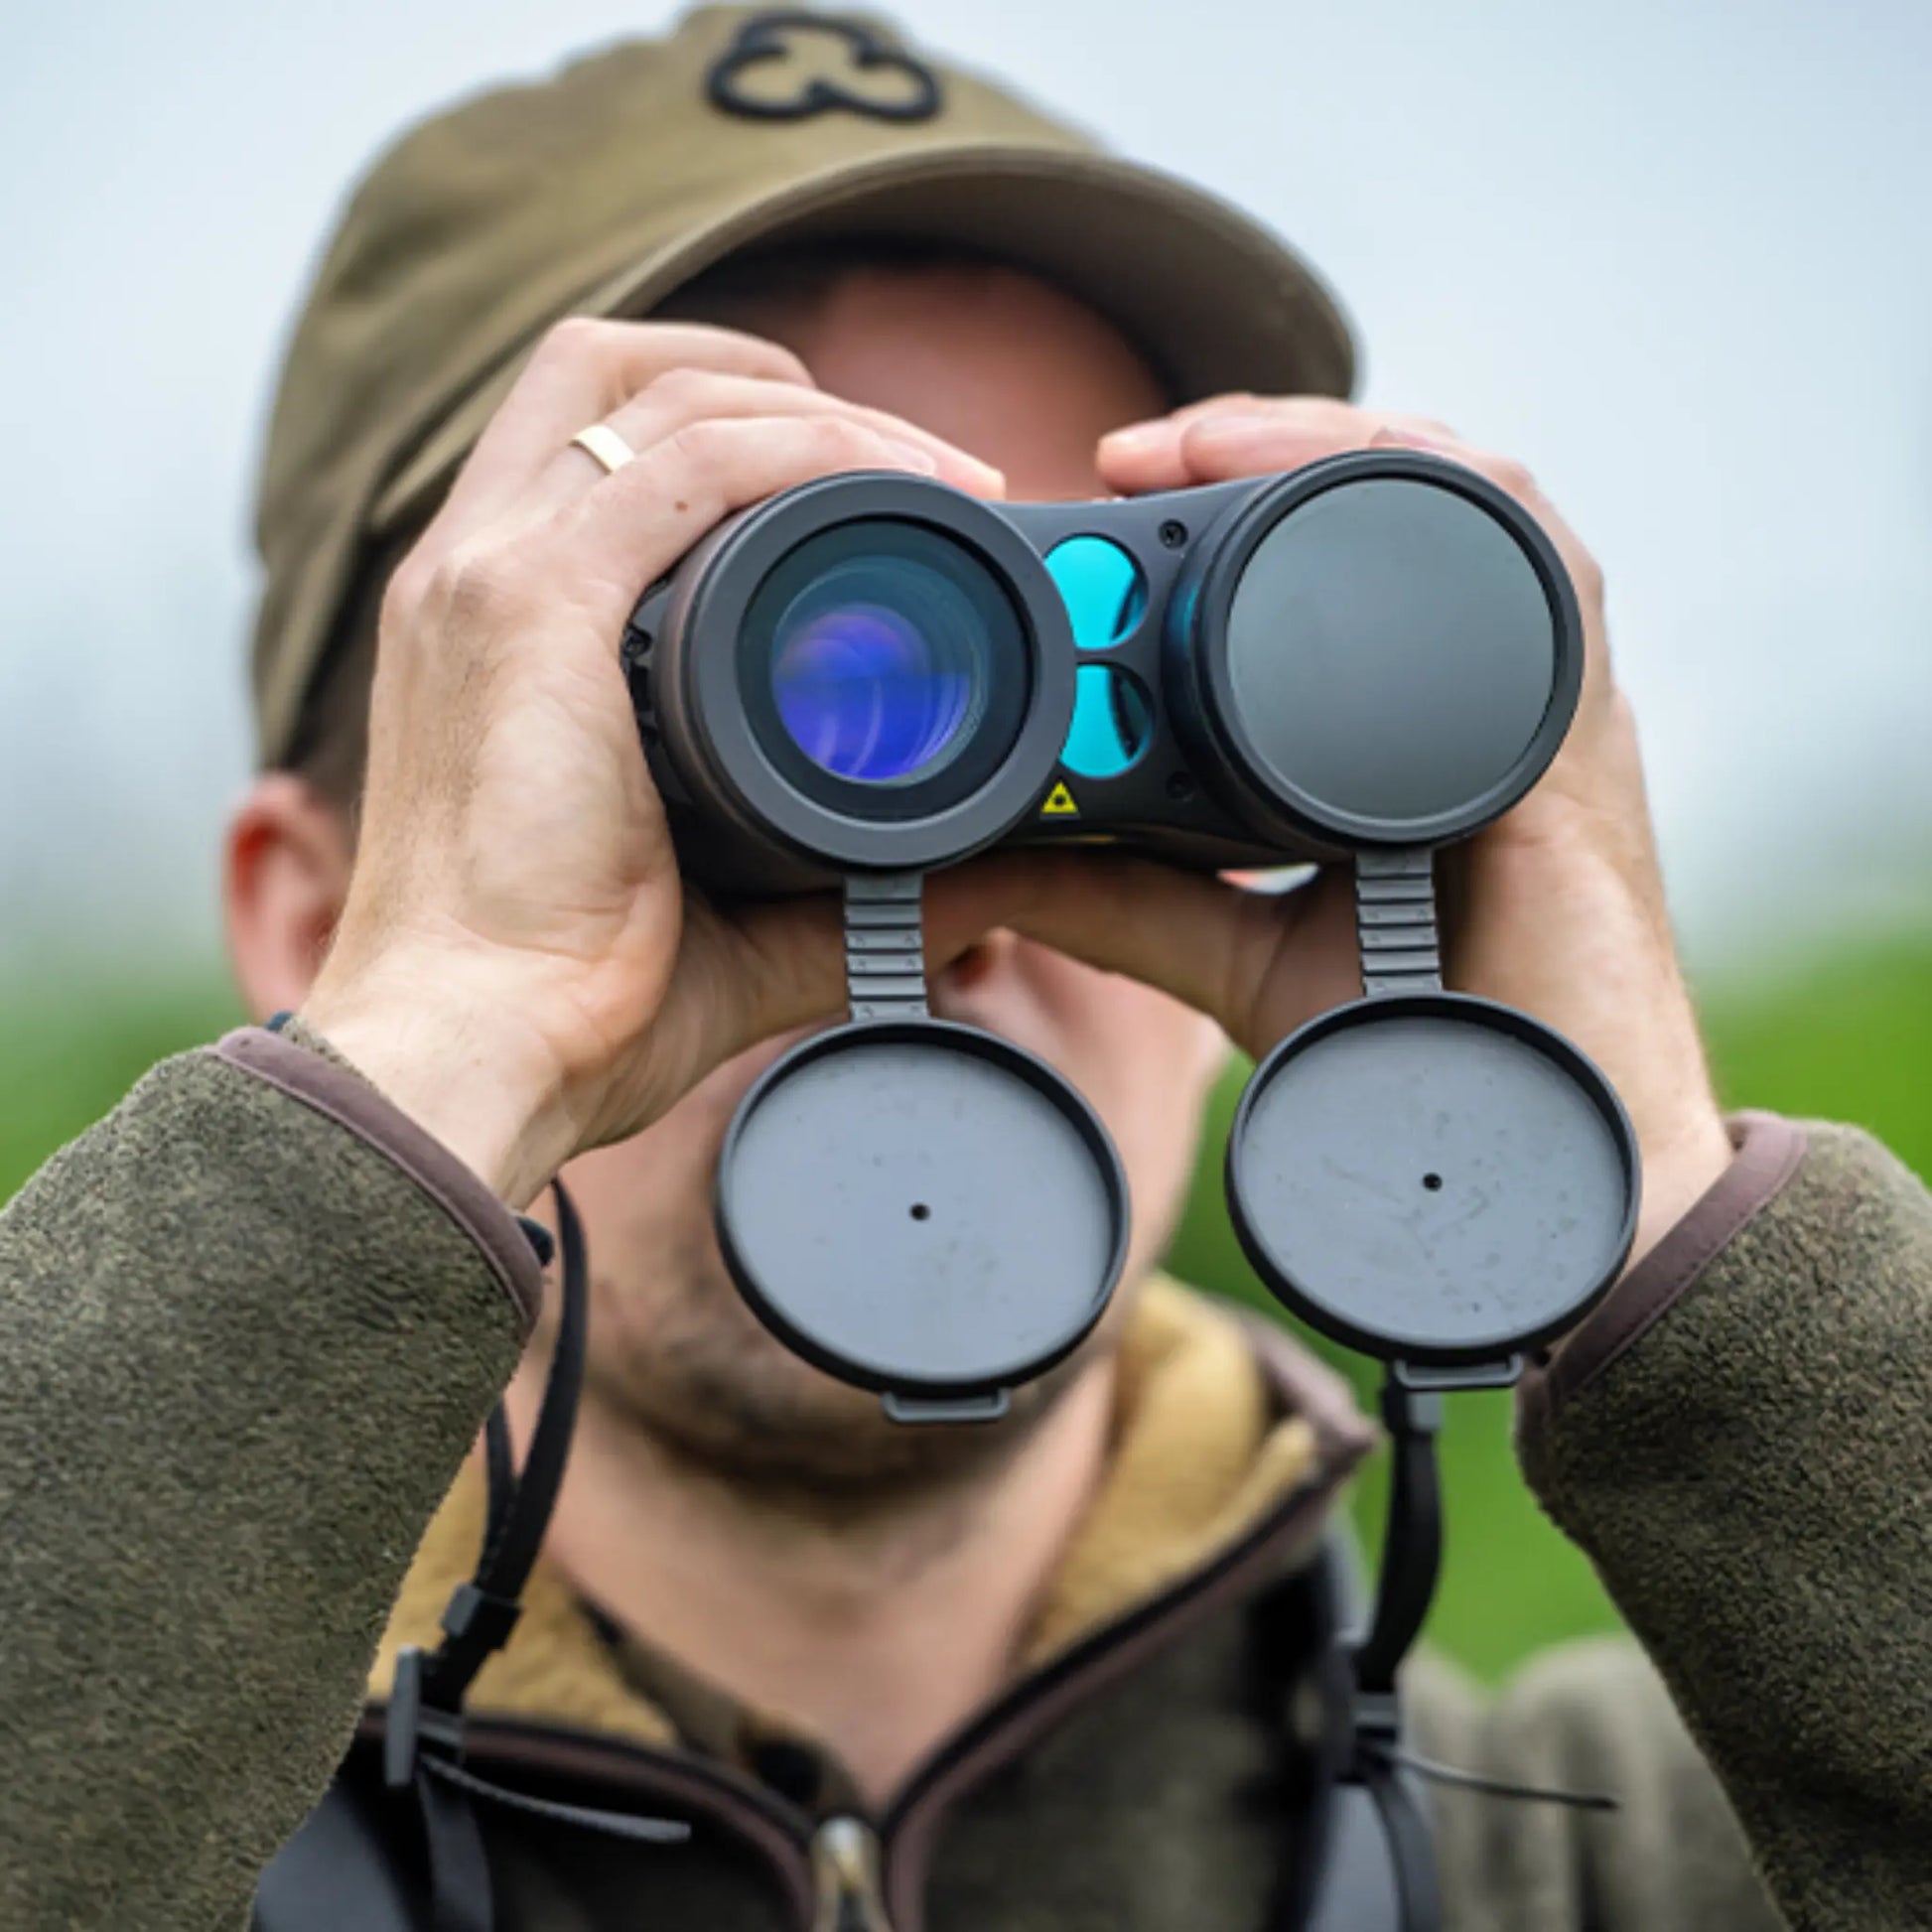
[300,318,1006,1208]
[980,396,1733,1269]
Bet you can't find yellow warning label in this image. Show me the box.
[1040,781,1080,817]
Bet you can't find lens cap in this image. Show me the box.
[1226,994,1639,1364]
[1187,451,1584,851]
[717,1019,1129,1408]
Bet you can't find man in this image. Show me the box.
[1,7,1927,1929]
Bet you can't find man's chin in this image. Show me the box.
[584,1259,1104,1506]
[566,974,1131,1503]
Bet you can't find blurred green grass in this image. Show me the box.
[2,933,1926,1682]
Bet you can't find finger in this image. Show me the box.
[521,368,1006,519]
[432,318,816,542]
[1098,398,1456,494]
[1368,425,1564,541]
[1140,408,1611,710]
[1175,407,1460,483]
[676,847,1360,1101]
[1097,396,1359,492]
[1368,425,1604,645]
[927,850,1361,1058]
[539,414,966,633]
[653,870,1052,1104]
[684,853,1259,1082]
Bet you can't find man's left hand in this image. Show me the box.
[965,396,1733,1271]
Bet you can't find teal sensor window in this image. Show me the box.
[1060,664,1153,778]
[1045,535,1147,650]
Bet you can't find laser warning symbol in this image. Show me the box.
[1040,782,1080,817]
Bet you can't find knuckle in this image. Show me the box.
[664,416,734,473]
[1193,389,1260,414]
[380,547,437,626]
[644,363,718,412]
[813,414,881,457]
[654,411,883,502]
[531,313,615,368]
[427,543,526,633]
[1491,455,1537,497]
[1268,397,1355,430]
[741,333,813,387]
[803,416,895,475]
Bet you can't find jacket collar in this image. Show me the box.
[367,1280,1374,1762]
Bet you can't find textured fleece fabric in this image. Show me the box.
[1518,1120,1932,1928]
[0,1038,531,1928]
[363,1278,1333,1738]
[0,1032,1927,1931]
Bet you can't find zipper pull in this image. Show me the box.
[810,1814,895,1932]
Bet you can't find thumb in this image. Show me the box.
[694,849,1360,1083]
[927,850,1362,1058]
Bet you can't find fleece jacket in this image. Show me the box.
[0,1023,1927,1930]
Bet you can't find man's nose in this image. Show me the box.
[932,928,1023,1001]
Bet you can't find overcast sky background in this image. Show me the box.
[2,0,1928,984]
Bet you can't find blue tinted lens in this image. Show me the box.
[767,553,991,784]
[772,598,973,782]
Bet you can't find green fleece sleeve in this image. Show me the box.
[1407,1640,1784,1932]
[1511,1112,1932,1931]
[0,1028,541,1932]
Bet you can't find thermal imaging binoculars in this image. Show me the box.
[621,449,1640,1422]
[621,448,1583,892]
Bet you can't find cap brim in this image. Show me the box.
[372,142,1356,534]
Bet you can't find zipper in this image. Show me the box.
[360,1421,1352,1930]
[356,1709,820,1920]
[875,1466,1338,1929]
[811,1815,895,1931]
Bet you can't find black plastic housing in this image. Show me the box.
[622,449,1585,892]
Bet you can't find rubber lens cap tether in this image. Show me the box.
[1223,850,1642,1365]
[715,873,1131,1420]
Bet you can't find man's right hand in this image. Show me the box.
[299,318,1004,1208]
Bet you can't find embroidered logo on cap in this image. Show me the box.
[706,11,943,123]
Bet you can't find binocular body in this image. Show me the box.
[621,448,1584,893]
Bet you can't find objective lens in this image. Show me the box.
[770,569,976,783]
[745,520,1030,808]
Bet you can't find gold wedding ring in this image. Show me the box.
[569,422,637,476]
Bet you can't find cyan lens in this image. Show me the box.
[1060,664,1153,778]
[743,519,1031,817]
[770,565,977,783]
[1044,535,1147,650]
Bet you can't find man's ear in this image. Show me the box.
[223,772,354,1024]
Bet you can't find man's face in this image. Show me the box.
[244,262,1230,1484]
[550,264,1227,1481]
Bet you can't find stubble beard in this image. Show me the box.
[572,1228,1120,1522]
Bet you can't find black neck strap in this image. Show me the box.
[382,1176,687,1932]
[1346,1361,1618,1832]
[424,1181,589,1712]
[384,1178,589,1784]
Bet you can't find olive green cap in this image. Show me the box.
[250,3,1358,768]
